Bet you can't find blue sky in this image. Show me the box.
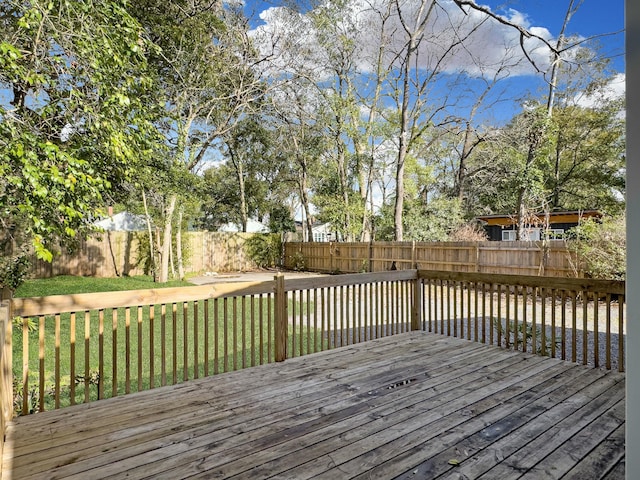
[246,0,625,127]
[486,0,625,71]
[246,0,625,73]
[246,0,624,71]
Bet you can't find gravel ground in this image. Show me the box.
[445,318,625,371]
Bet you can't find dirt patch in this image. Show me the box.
[189,270,328,285]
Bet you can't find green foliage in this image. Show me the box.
[494,317,559,356]
[0,248,31,291]
[246,234,282,269]
[375,197,464,242]
[312,170,365,241]
[546,103,625,213]
[13,376,40,416]
[568,215,626,280]
[268,205,296,234]
[0,0,160,281]
[13,315,36,332]
[290,251,307,272]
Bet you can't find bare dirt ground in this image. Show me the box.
[189,269,328,285]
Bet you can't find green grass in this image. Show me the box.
[14,275,193,297]
[11,276,326,415]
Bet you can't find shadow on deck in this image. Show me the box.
[2,331,625,479]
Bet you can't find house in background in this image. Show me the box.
[217,218,269,233]
[476,210,602,241]
[311,222,340,242]
[94,211,147,231]
[291,221,341,242]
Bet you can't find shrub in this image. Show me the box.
[246,234,282,268]
[568,214,625,280]
[448,222,488,241]
[0,247,31,292]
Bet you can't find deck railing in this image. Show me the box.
[418,271,626,372]
[6,270,625,417]
[8,270,417,416]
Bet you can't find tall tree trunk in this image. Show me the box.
[337,146,351,240]
[176,207,185,281]
[394,0,436,241]
[516,0,575,239]
[299,176,314,242]
[141,189,157,281]
[159,194,177,283]
[237,159,248,232]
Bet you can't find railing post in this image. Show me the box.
[274,274,287,362]
[411,275,422,331]
[1,298,14,472]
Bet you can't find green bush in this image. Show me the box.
[246,234,282,268]
[0,247,31,292]
[568,214,625,280]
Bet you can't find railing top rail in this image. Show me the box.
[285,270,417,291]
[12,281,275,318]
[12,268,625,318]
[417,270,625,295]
[12,270,421,318]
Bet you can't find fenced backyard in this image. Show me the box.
[1,269,625,419]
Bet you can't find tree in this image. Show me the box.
[546,101,625,213]
[130,0,269,281]
[0,0,159,289]
[221,118,273,232]
[569,214,625,279]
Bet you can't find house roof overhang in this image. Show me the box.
[476,210,602,227]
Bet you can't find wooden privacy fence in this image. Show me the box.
[284,240,579,277]
[25,231,276,279]
[6,270,624,417]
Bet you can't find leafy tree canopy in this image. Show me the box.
[0,0,159,265]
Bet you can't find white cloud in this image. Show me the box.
[249,0,556,81]
[573,73,626,109]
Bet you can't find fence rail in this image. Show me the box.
[7,270,624,417]
[284,240,580,277]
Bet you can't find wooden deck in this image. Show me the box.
[2,332,625,479]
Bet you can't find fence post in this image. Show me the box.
[329,242,334,273]
[411,241,417,269]
[1,298,14,471]
[274,274,287,362]
[411,274,422,331]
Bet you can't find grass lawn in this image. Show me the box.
[14,275,193,297]
[11,275,325,414]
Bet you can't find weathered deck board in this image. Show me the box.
[2,332,625,479]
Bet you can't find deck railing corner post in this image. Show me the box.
[274,274,287,362]
[1,297,14,465]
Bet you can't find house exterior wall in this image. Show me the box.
[485,222,579,241]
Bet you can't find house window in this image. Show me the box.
[546,228,565,239]
[524,228,541,241]
[502,228,547,241]
[502,230,516,241]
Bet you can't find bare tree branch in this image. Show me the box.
[452,0,559,71]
